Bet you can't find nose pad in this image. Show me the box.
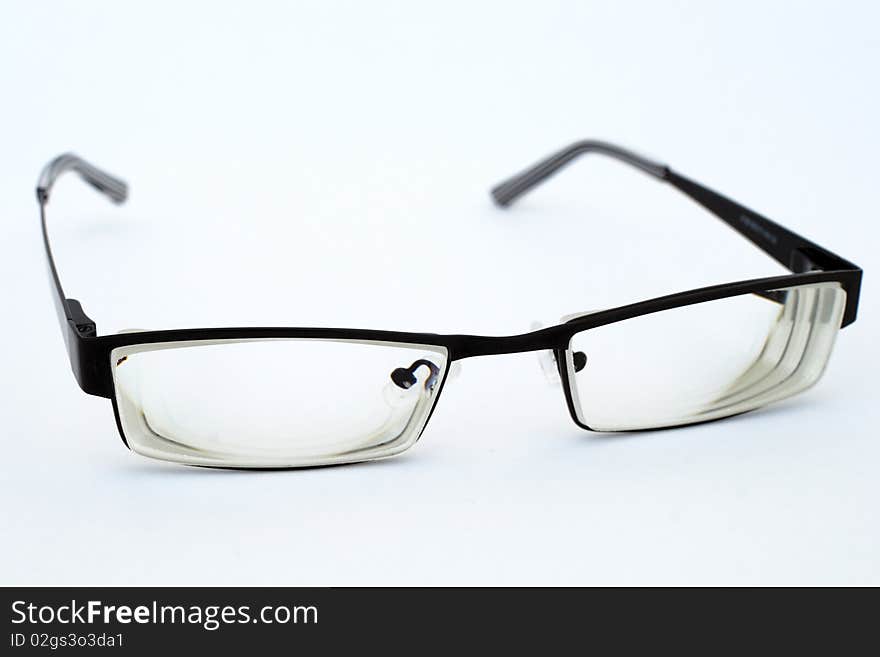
[530,320,588,384]
[537,350,588,383]
[390,359,441,391]
[384,359,441,410]
[538,349,561,385]
[448,360,462,382]
[530,320,561,385]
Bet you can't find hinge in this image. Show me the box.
[66,298,97,338]
[790,247,846,273]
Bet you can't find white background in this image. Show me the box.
[1,1,877,585]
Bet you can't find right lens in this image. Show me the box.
[563,282,846,431]
[111,338,449,467]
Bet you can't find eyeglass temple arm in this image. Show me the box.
[490,140,858,275]
[36,154,127,394]
[37,153,128,206]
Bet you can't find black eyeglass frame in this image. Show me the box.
[38,140,862,448]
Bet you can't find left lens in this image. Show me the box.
[562,282,846,431]
[112,338,448,467]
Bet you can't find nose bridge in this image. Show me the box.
[447,326,567,361]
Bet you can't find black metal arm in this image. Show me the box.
[491,140,859,276]
[37,154,127,393]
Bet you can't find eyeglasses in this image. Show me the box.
[38,141,862,468]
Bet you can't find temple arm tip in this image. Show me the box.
[91,176,129,205]
[37,153,128,205]
[490,182,518,208]
[489,139,669,210]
